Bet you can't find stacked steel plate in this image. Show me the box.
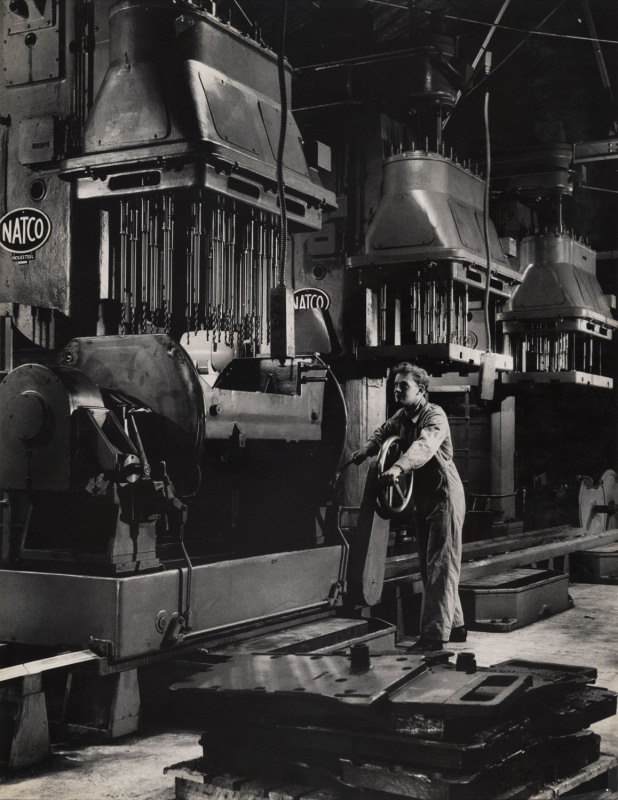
[167,649,617,799]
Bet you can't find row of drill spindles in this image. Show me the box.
[115,195,279,346]
[513,331,605,374]
[117,196,174,333]
[185,198,278,345]
[378,282,471,346]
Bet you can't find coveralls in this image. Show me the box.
[365,397,466,642]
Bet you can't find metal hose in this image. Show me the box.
[276,0,289,286]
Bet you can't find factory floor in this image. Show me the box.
[0,582,616,800]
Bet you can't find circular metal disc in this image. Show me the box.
[62,334,205,496]
[600,469,618,530]
[578,476,607,534]
[0,364,104,491]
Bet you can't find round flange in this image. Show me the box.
[600,469,618,530]
[10,390,50,444]
[155,610,170,633]
[578,475,607,534]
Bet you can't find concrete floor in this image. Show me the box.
[0,582,616,800]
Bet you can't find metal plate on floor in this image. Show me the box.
[171,652,540,718]
[170,652,428,706]
[386,667,532,718]
[489,660,597,685]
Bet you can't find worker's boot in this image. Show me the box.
[449,625,467,643]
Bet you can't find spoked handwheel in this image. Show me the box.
[376,435,414,515]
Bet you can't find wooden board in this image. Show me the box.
[167,752,617,800]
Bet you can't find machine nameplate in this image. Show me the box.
[294,288,331,311]
[0,208,52,256]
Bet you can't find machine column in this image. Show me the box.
[0,317,11,563]
[342,376,387,510]
[490,395,517,523]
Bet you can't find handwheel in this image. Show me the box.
[376,435,414,515]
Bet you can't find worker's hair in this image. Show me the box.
[392,362,429,392]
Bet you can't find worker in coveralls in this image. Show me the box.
[351,362,467,651]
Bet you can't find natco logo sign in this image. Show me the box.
[294,288,331,311]
[0,208,52,261]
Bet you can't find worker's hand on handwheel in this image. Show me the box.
[351,447,370,465]
[380,465,403,486]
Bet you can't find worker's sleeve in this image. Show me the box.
[365,415,401,455]
[394,406,448,473]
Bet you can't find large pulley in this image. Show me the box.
[60,334,205,496]
[376,436,414,516]
[578,469,618,534]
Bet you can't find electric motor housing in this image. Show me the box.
[0,363,105,492]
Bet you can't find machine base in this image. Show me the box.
[571,543,618,584]
[459,568,571,632]
[0,546,343,661]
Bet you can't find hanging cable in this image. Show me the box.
[230,0,253,28]
[364,0,618,47]
[452,0,567,109]
[444,0,510,130]
[482,89,492,353]
[317,355,349,470]
[0,115,10,215]
[581,185,618,196]
[269,0,294,359]
[444,10,618,47]
[276,0,289,287]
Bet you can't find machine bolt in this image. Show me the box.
[455,652,477,673]
[209,404,221,416]
[120,454,142,483]
[350,643,371,671]
[155,610,170,633]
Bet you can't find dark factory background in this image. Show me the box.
[0,0,617,797]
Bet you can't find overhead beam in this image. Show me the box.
[573,139,618,163]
